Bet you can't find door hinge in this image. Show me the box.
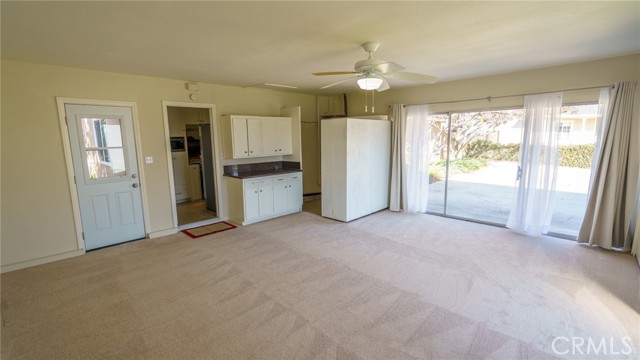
[65,115,68,125]
[82,232,85,240]
[74,175,76,184]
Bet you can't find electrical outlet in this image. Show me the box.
[144,156,153,164]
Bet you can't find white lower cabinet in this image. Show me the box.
[273,174,302,213]
[244,181,274,221]
[227,172,302,225]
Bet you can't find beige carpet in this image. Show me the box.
[2,209,638,359]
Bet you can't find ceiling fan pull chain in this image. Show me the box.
[364,89,368,113]
[372,90,375,113]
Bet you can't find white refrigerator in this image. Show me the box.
[321,117,391,222]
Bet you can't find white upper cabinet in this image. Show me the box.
[230,116,249,158]
[222,115,292,159]
[262,118,292,156]
[246,117,263,157]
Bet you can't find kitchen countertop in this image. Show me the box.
[223,169,302,179]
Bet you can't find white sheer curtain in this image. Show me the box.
[507,92,563,235]
[389,104,431,212]
[578,81,638,251]
[405,105,431,212]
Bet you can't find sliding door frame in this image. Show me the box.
[426,102,599,239]
[426,106,523,228]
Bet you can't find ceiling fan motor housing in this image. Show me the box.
[355,58,386,73]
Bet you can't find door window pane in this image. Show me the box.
[81,118,123,148]
[86,149,126,179]
[80,117,126,180]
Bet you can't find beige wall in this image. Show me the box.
[1,60,318,269]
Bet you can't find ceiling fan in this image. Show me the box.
[313,42,437,91]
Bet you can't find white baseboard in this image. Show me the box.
[148,228,178,239]
[1,249,85,273]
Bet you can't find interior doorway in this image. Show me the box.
[165,104,220,229]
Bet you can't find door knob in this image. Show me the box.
[132,183,139,188]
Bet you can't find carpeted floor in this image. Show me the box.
[1,209,638,359]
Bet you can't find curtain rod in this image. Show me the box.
[390,84,614,107]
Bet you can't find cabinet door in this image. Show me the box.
[261,119,278,156]
[273,180,289,213]
[247,118,263,157]
[277,118,292,155]
[258,185,274,216]
[288,177,302,210]
[244,186,260,220]
[231,117,249,158]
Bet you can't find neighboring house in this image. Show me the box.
[495,105,599,146]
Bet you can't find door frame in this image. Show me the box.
[161,101,224,229]
[56,97,150,251]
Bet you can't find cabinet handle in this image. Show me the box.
[244,151,248,153]
[254,191,258,194]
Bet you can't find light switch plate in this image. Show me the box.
[144,156,153,164]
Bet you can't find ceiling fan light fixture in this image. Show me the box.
[357,76,383,90]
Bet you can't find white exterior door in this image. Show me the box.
[65,104,145,250]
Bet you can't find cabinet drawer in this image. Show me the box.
[244,178,273,187]
[273,173,301,182]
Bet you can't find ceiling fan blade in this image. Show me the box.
[374,61,405,74]
[377,78,390,92]
[313,71,358,76]
[386,71,437,84]
[320,76,358,89]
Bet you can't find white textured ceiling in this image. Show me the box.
[2,1,639,94]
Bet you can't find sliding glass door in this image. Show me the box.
[426,105,597,238]
[427,109,523,225]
